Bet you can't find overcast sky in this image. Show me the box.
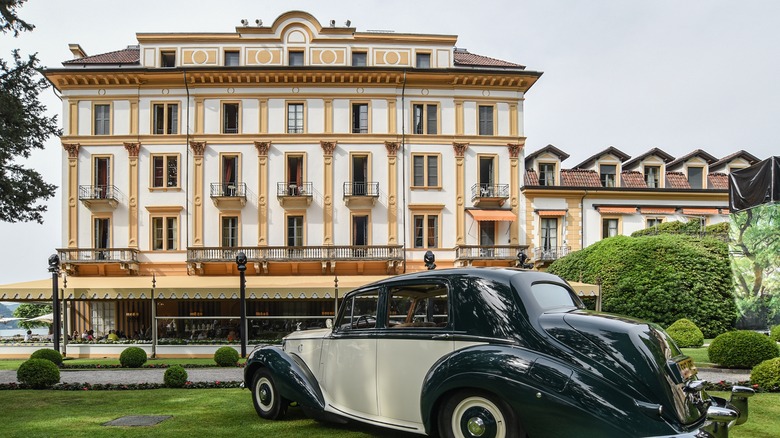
[0,0,777,284]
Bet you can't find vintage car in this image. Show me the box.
[244,267,753,437]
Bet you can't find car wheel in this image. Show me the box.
[439,390,521,438]
[251,368,288,420]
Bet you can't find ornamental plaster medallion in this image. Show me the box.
[292,87,300,94]
[192,49,208,65]
[383,51,400,65]
[482,90,490,97]
[421,89,429,96]
[98,89,106,96]
[320,49,337,64]
[162,89,170,95]
[255,49,273,65]
[356,87,364,94]
[227,88,235,94]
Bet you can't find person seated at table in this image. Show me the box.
[227,330,237,342]
[107,330,119,342]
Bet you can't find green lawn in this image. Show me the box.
[681,346,714,368]
[0,357,245,371]
[0,389,775,437]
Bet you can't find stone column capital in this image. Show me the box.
[189,141,207,156]
[452,142,469,157]
[254,141,272,156]
[124,142,141,157]
[62,143,80,159]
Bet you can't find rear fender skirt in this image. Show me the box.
[245,345,325,411]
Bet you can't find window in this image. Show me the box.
[93,217,110,250]
[221,154,239,195]
[338,289,380,330]
[287,103,304,133]
[289,51,304,66]
[91,302,116,338]
[600,164,617,187]
[541,218,558,250]
[602,218,619,238]
[644,166,660,188]
[152,216,178,250]
[416,53,431,68]
[351,103,368,133]
[94,104,111,135]
[287,215,304,246]
[688,167,703,189]
[646,217,663,228]
[351,154,369,195]
[93,156,111,197]
[352,52,367,66]
[479,156,496,195]
[153,103,178,134]
[412,154,439,188]
[224,51,239,66]
[413,103,438,134]
[352,215,369,248]
[151,155,178,188]
[160,50,176,67]
[387,283,448,328]
[538,163,556,186]
[478,105,494,135]
[222,102,239,134]
[413,214,439,248]
[221,216,238,247]
[286,155,304,194]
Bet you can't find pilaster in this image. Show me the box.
[387,99,397,134]
[194,98,204,134]
[129,99,139,135]
[190,141,206,247]
[68,101,78,136]
[385,141,401,244]
[321,141,337,245]
[507,142,524,245]
[62,143,80,248]
[259,99,268,133]
[255,141,271,246]
[324,99,333,134]
[124,142,141,249]
[453,142,469,245]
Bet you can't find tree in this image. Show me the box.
[0,0,60,223]
[13,302,52,330]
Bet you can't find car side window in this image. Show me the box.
[338,289,380,330]
[387,283,448,328]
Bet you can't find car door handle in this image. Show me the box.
[432,334,453,340]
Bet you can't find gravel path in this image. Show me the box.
[0,367,244,385]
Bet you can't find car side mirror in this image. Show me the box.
[326,319,333,329]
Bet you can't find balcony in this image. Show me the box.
[343,181,379,207]
[532,246,572,263]
[210,182,247,208]
[57,247,139,275]
[455,245,528,267]
[471,183,510,207]
[79,185,119,209]
[187,245,403,275]
[277,182,313,207]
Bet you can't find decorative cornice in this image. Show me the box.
[452,142,469,157]
[62,143,80,159]
[123,142,141,157]
[254,141,271,156]
[384,141,401,156]
[189,140,207,156]
[507,142,525,158]
[320,141,337,156]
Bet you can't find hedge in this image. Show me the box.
[666,319,705,348]
[119,347,148,368]
[214,346,239,367]
[708,330,779,368]
[17,359,60,389]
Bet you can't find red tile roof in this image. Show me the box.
[666,149,718,171]
[623,147,675,170]
[524,170,539,186]
[666,172,690,189]
[621,171,647,188]
[63,47,140,65]
[453,49,524,69]
[708,172,729,189]
[573,146,631,169]
[561,169,601,187]
[710,150,761,172]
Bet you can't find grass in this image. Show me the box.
[0,357,246,371]
[682,346,714,368]
[0,389,775,437]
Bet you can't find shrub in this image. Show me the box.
[30,348,64,366]
[666,319,705,348]
[751,357,780,391]
[17,358,60,389]
[708,331,779,368]
[164,365,188,388]
[119,346,148,368]
[214,346,239,367]
[548,234,736,338]
[770,325,780,344]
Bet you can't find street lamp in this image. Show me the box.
[236,252,247,358]
[151,274,157,358]
[47,254,61,354]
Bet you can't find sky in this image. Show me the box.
[0,0,778,285]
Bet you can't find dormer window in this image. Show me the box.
[688,166,704,189]
[538,163,556,186]
[600,165,616,187]
[644,166,660,188]
[160,51,176,68]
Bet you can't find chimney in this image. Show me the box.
[68,43,87,59]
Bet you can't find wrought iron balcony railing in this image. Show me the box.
[533,246,572,262]
[57,247,139,263]
[343,181,379,197]
[455,245,528,261]
[188,245,404,263]
[277,182,313,197]
[470,183,510,200]
[210,182,247,198]
[78,185,119,204]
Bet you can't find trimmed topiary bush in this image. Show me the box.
[30,348,64,366]
[214,346,239,367]
[666,319,705,348]
[548,234,737,338]
[164,365,188,388]
[119,346,148,368]
[708,330,779,369]
[17,358,60,389]
[770,325,780,344]
[751,357,780,391]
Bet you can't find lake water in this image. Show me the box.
[0,328,48,338]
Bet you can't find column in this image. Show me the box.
[124,142,141,249]
[385,142,400,244]
[62,143,80,248]
[321,141,337,245]
[507,142,524,245]
[255,141,271,246]
[189,141,206,247]
[453,142,468,245]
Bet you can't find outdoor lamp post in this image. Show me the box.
[236,252,248,358]
[47,254,61,354]
[151,274,157,359]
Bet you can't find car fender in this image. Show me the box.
[245,345,325,411]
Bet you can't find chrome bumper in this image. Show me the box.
[699,384,755,438]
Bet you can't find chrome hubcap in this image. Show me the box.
[467,416,486,436]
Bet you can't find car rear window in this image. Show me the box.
[529,283,581,311]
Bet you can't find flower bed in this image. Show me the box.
[0,381,242,391]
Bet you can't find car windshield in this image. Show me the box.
[529,282,581,311]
